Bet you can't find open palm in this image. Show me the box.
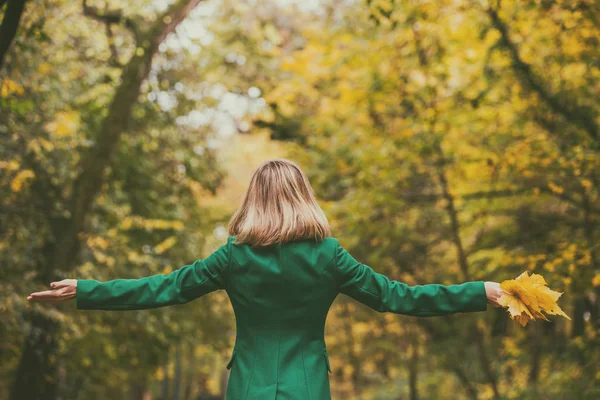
[27,279,77,304]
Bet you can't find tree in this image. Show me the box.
[261,0,599,397]
[9,0,211,398]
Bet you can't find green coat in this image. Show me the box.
[77,237,487,400]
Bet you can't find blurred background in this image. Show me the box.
[1,0,599,399]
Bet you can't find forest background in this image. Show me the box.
[1,0,599,399]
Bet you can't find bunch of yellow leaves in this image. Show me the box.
[498,272,571,327]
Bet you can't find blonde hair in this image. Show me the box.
[228,159,331,247]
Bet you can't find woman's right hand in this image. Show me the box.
[484,281,505,308]
[27,279,77,304]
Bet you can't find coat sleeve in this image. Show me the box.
[332,243,487,316]
[76,241,231,310]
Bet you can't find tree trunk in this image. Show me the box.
[435,143,500,399]
[130,378,148,400]
[0,0,27,70]
[182,343,196,400]
[487,7,599,144]
[528,323,542,388]
[173,344,183,400]
[161,351,170,400]
[376,317,390,379]
[10,1,205,399]
[10,313,59,400]
[582,195,600,332]
[416,318,480,400]
[408,336,419,400]
[450,364,479,400]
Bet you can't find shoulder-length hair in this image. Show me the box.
[228,159,331,247]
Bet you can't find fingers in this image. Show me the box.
[487,298,501,307]
[50,279,72,289]
[487,288,503,307]
[29,289,59,297]
[27,287,75,303]
[483,281,509,309]
[489,290,507,308]
[28,289,60,302]
[27,279,77,304]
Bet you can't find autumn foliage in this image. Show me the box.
[1,0,599,399]
[499,272,571,327]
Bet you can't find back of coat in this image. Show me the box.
[226,237,339,400]
[76,236,487,400]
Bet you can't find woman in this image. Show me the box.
[28,159,504,400]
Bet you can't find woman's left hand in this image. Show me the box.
[484,281,506,308]
[27,279,77,304]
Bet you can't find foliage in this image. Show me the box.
[1,0,599,399]
[499,271,570,326]
[261,0,600,398]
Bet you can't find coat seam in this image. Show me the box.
[320,238,339,278]
[301,347,312,400]
[346,278,381,301]
[180,269,223,293]
[243,352,257,400]
[320,254,337,276]
[332,238,386,311]
[230,254,242,269]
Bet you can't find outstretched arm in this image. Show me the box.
[27,241,231,310]
[333,243,503,316]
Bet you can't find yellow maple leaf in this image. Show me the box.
[1,78,25,97]
[155,236,177,254]
[10,169,35,192]
[498,271,570,327]
[513,313,531,327]
[45,111,80,137]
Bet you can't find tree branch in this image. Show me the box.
[82,0,124,24]
[0,0,27,70]
[150,0,204,46]
[487,7,599,144]
[537,186,600,214]
[104,24,122,67]
[52,0,206,276]
[431,129,501,399]
[82,0,140,41]
[401,188,530,203]
[468,39,502,108]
